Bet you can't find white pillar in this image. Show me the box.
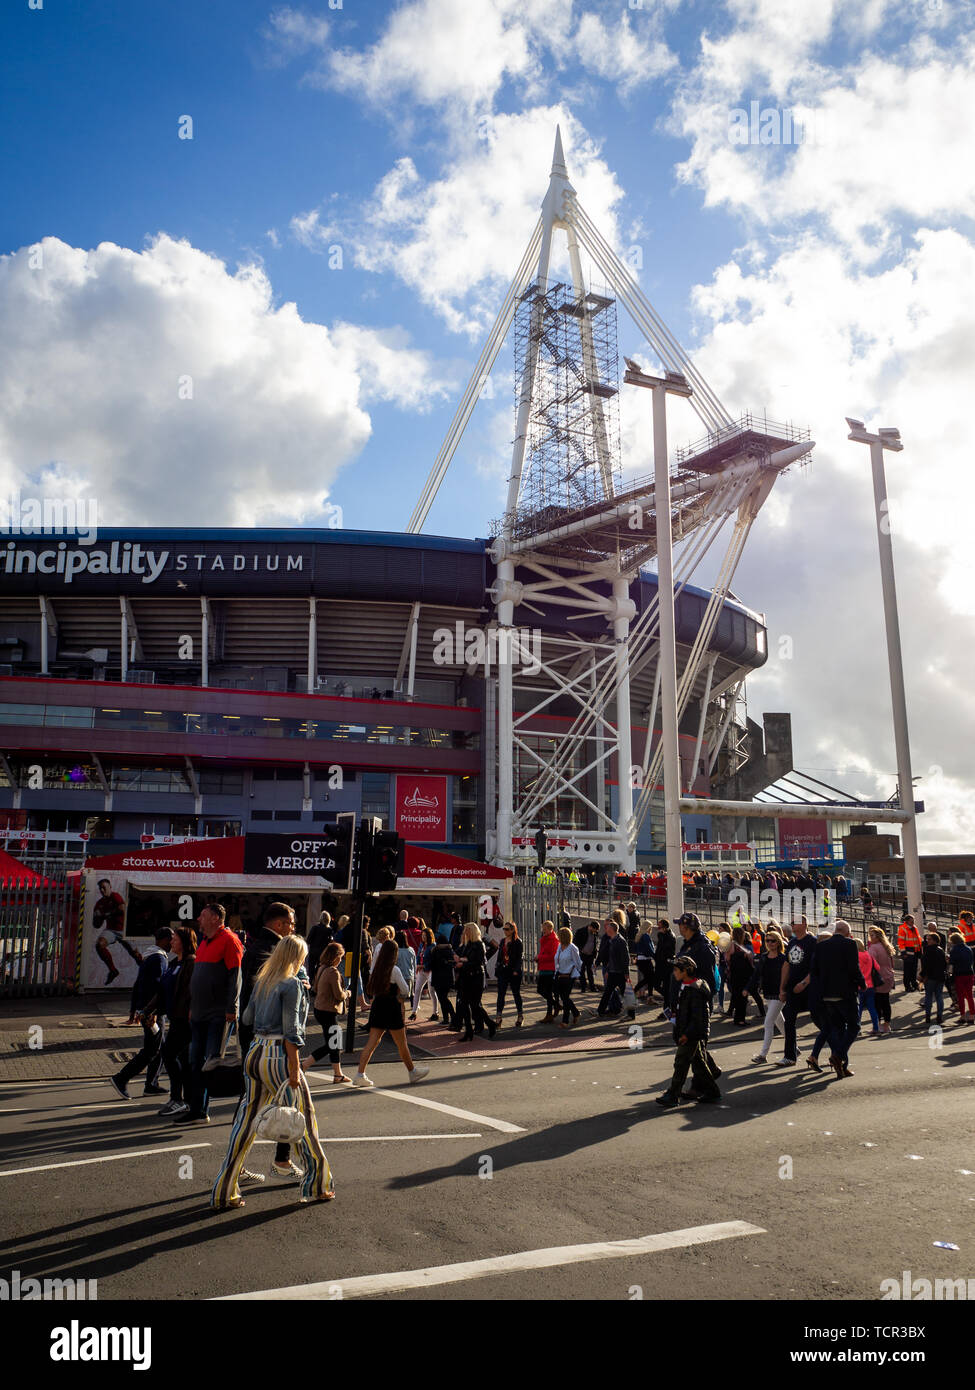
[652,384,685,923]
[406,610,419,698]
[689,654,717,793]
[592,651,605,824]
[120,599,129,682]
[868,438,924,923]
[39,598,48,674]
[200,598,209,688]
[496,559,515,862]
[307,597,317,694]
[612,573,636,873]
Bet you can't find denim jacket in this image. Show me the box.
[241,975,308,1047]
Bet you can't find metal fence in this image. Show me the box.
[525,881,971,942]
[0,878,78,997]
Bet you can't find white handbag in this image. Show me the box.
[256,1081,307,1144]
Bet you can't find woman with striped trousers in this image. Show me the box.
[211,934,333,1210]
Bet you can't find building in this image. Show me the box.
[0,526,775,869]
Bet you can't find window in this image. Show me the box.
[202,820,241,838]
[112,766,191,793]
[197,770,244,795]
[362,772,390,827]
[273,810,302,822]
[452,774,477,806]
[251,810,273,821]
[452,808,476,843]
[169,818,198,837]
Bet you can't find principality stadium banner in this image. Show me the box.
[395,775,447,842]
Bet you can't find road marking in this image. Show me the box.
[0,1143,211,1177]
[222,1221,767,1300]
[361,1086,524,1134]
[254,1133,482,1144]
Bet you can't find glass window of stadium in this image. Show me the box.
[203,820,241,837]
[362,772,390,826]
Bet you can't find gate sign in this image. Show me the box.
[682,842,752,853]
[395,775,447,842]
[242,834,339,878]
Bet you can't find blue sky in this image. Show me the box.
[1,0,974,849]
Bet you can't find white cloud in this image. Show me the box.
[671,7,975,255]
[267,0,676,112]
[293,106,630,336]
[329,323,453,409]
[683,222,975,853]
[0,236,442,527]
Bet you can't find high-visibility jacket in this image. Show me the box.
[751,929,763,955]
[957,917,975,945]
[730,904,750,928]
[898,922,922,954]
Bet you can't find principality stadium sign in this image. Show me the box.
[1,538,312,593]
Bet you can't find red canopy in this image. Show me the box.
[0,847,46,886]
[402,845,513,881]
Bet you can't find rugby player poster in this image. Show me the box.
[395,775,447,842]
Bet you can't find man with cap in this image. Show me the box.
[655,954,721,1108]
[672,912,717,1013]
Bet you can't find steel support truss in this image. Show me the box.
[410,128,813,870]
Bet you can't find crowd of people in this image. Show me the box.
[104,895,975,1206]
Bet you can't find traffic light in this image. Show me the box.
[364,827,405,894]
[323,811,356,892]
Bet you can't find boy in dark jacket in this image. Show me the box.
[109,928,172,1100]
[655,955,721,1108]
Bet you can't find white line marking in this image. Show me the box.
[221,1221,767,1300]
[0,1143,212,1177]
[363,1086,524,1134]
[253,1133,482,1144]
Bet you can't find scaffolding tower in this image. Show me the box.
[510,281,620,544]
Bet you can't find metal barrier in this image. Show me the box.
[0,878,78,997]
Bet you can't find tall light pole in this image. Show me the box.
[846,418,924,923]
[625,364,693,923]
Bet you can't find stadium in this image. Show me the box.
[0,524,776,869]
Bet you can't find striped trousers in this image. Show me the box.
[211,1037,332,1208]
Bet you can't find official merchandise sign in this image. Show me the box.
[242,834,339,877]
[395,775,447,842]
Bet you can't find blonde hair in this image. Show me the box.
[376,925,394,944]
[541,919,555,933]
[461,922,482,945]
[337,915,349,931]
[949,930,965,947]
[253,934,307,1000]
[867,925,893,956]
[765,931,784,952]
[612,909,627,930]
[558,926,573,946]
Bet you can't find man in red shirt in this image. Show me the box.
[180,903,243,1124]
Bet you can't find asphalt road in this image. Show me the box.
[0,998,973,1304]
